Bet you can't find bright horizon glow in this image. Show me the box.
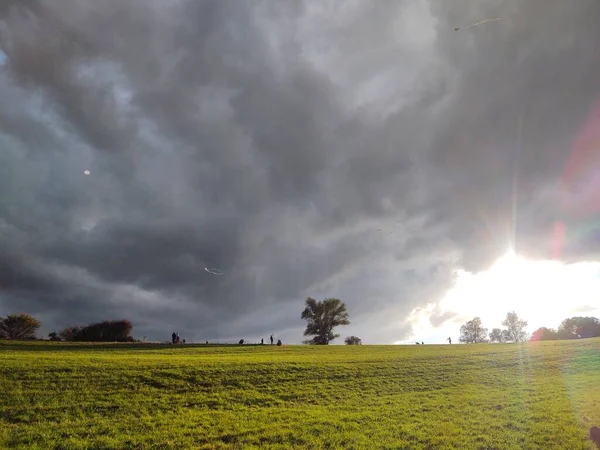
[397,250,600,344]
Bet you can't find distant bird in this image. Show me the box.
[205,267,224,276]
[84,170,91,176]
[455,17,502,31]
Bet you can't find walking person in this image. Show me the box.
[447,337,452,344]
[270,334,274,345]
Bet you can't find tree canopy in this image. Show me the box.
[344,336,362,345]
[502,311,528,342]
[489,328,508,343]
[0,314,41,340]
[557,317,600,340]
[301,297,350,345]
[530,327,558,341]
[59,320,134,342]
[459,317,488,343]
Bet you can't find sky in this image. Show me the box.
[1,0,600,344]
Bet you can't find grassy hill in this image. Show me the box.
[1,339,599,449]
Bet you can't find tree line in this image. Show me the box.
[0,314,134,342]
[458,312,600,343]
[1,298,359,345]
[530,317,600,341]
[459,312,529,343]
[55,320,134,342]
[300,300,600,345]
[3,301,599,345]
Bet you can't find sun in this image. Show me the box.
[403,249,600,343]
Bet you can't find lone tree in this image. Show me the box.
[502,311,529,342]
[459,317,488,343]
[344,336,362,345]
[0,314,41,340]
[301,297,350,345]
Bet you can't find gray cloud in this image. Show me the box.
[1,0,600,343]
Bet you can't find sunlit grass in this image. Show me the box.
[1,339,599,449]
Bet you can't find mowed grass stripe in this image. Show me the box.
[1,339,599,449]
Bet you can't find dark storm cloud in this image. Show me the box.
[427,0,600,268]
[1,0,600,343]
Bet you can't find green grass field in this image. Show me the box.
[1,339,599,449]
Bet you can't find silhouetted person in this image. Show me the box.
[590,427,600,448]
[172,332,176,344]
[421,341,424,345]
[239,339,244,345]
[277,339,282,346]
[206,340,208,344]
[447,337,451,344]
[261,338,264,345]
[182,339,186,344]
[270,334,274,345]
